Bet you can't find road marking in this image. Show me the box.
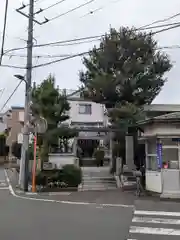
[135,210,180,217]
[0,182,7,186]
[130,226,180,235]
[0,187,9,190]
[49,192,71,196]
[133,216,180,225]
[4,170,134,208]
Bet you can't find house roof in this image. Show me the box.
[138,111,180,126]
[153,112,180,120]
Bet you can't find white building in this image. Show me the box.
[0,114,7,134]
[65,89,108,126]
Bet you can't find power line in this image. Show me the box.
[81,0,124,17]
[47,0,96,22]
[5,39,100,58]
[0,0,9,66]
[1,23,180,109]
[0,80,23,112]
[35,0,67,14]
[32,23,180,68]
[3,35,101,54]
[1,43,179,114]
[4,21,180,55]
[4,53,74,58]
[2,22,180,70]
[139,12,180,30]
[7,44,180,59]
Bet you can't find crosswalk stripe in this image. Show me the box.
[0,187,9,190]
[128,210,180,239]
[134,210,180,217]
[132,216,180,225]
[130,226,180,235]
[127,239,137,240]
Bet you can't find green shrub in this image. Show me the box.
[36,171,47,186]
[62,164,82,187]
[35,165,82,188]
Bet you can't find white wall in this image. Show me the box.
[49,154,74,168]
[146,170,162,193]
[68,100,105,124]
[16,101,107,126]
[0,122,6,133]
[142,123,180,136]
[19,111,24,122]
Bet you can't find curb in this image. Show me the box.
[15,190,72,196]
[4,169,135,208]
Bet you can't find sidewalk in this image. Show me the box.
[6,168,135,205]
[24,190,136,205]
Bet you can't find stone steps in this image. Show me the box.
[121,171,137,190]
[80,167,117,191]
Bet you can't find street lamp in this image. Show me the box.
[14,73,30,191]
[14,74,26,82]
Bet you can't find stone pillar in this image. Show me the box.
[145,140,148,169]
[73,137,79,167]
[109,132,113,168]
[73,137,77,157]
[116,157,122,175]
[125,135,134,171]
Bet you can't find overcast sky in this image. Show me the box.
[0,0,180,110]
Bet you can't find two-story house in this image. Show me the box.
[65,90,109,164]
[3,106,24,152]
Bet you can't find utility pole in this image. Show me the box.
[18,0,34,191]
[0,0,9,66]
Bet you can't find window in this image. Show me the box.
[147,155,158,171]
[78,104,92,114]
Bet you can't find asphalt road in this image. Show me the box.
[128,199,180,240]
[0,168,133,240]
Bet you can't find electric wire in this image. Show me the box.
[0,80,23,112]
[2,19,180,110]
[32,23,180,68]
[35,0,67,13]
[2,20,180,69]
[4,21,180,55]
[0,0,9,66]
[47,0,96,22]
[5,44,180,59]
[139,12,180,30]
[81,0,124,18]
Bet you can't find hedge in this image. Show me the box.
[35,164,82,188]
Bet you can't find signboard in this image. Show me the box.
[156,142,162,169]
[43,162,54,170]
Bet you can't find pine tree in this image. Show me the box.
[31,75,77,163]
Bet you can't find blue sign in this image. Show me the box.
[156,143,162,169]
